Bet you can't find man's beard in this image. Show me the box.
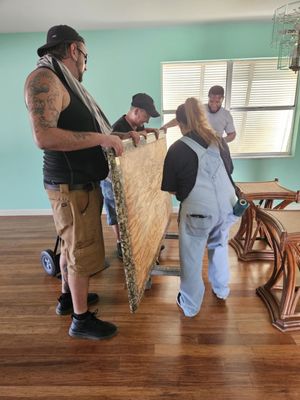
[208,105,221,114]
[76,60,84,82]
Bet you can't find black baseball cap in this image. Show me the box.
[131,93,160,118]
[37,25,84,57]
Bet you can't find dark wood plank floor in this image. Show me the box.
[1,215,300,399]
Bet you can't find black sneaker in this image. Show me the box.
[176,292,184,314]
[69,311,118,340]
[56,293,99,315]
[176,292,182,307]
[116,242,123,260]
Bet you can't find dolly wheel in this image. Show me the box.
[40,249,60,276]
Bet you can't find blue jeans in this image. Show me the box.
[100,179,118,225]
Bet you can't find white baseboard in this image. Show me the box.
[1,203,295,217]
[0,206,180,217]
[0,209,53,216]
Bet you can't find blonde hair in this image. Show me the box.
[176,97,220,147]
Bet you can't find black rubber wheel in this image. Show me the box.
[40,249,60,276]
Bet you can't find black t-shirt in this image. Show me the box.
[161,131,234,202]
[112,115,144,133]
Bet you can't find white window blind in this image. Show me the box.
[162,61,227,109]
[161,59,298,157]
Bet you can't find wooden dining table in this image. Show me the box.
[255,208,300,331]
[229,179,299,261]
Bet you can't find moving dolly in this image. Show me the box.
[40,236,61,277]
[40,236,110,278]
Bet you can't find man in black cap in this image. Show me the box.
[113,93,160,132]
[101,93,160,259]
[24,25,135,340]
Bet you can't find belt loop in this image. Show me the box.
[59,184,69,194]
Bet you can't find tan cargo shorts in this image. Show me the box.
[46,184,104,277]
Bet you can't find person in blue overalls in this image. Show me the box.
[161,97,239,317]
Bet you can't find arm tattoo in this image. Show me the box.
[26,70,93,145]
[27,70,60,129]
[72,131,90,141]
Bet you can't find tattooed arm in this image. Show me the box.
[24,68,123,156]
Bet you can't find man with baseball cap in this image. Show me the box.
[130,93,160,118]
[101,93,160,259]
[37,25,85,57]
[24,25,127,340]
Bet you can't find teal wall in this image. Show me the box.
[0,21,299,211]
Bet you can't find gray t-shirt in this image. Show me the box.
[205,104,235,137]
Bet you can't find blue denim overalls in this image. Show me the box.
[178,136,238,317]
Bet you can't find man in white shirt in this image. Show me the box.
[161,85,236,143]
[205,85,236,143]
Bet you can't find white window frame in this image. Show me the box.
[161,58,299,159]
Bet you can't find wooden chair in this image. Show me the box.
[256,209,300,331]
[230,179,300,261]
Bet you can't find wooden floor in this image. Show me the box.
[1,215,300,399]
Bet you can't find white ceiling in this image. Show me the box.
[0,0,287,33]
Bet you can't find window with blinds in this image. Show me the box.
[161,59,298,157]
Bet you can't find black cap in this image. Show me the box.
[37,25,84,57]
[131,93,160,118]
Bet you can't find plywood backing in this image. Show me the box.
[107,132,172,312]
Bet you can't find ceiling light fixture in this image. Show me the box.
[272,1,300,72]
